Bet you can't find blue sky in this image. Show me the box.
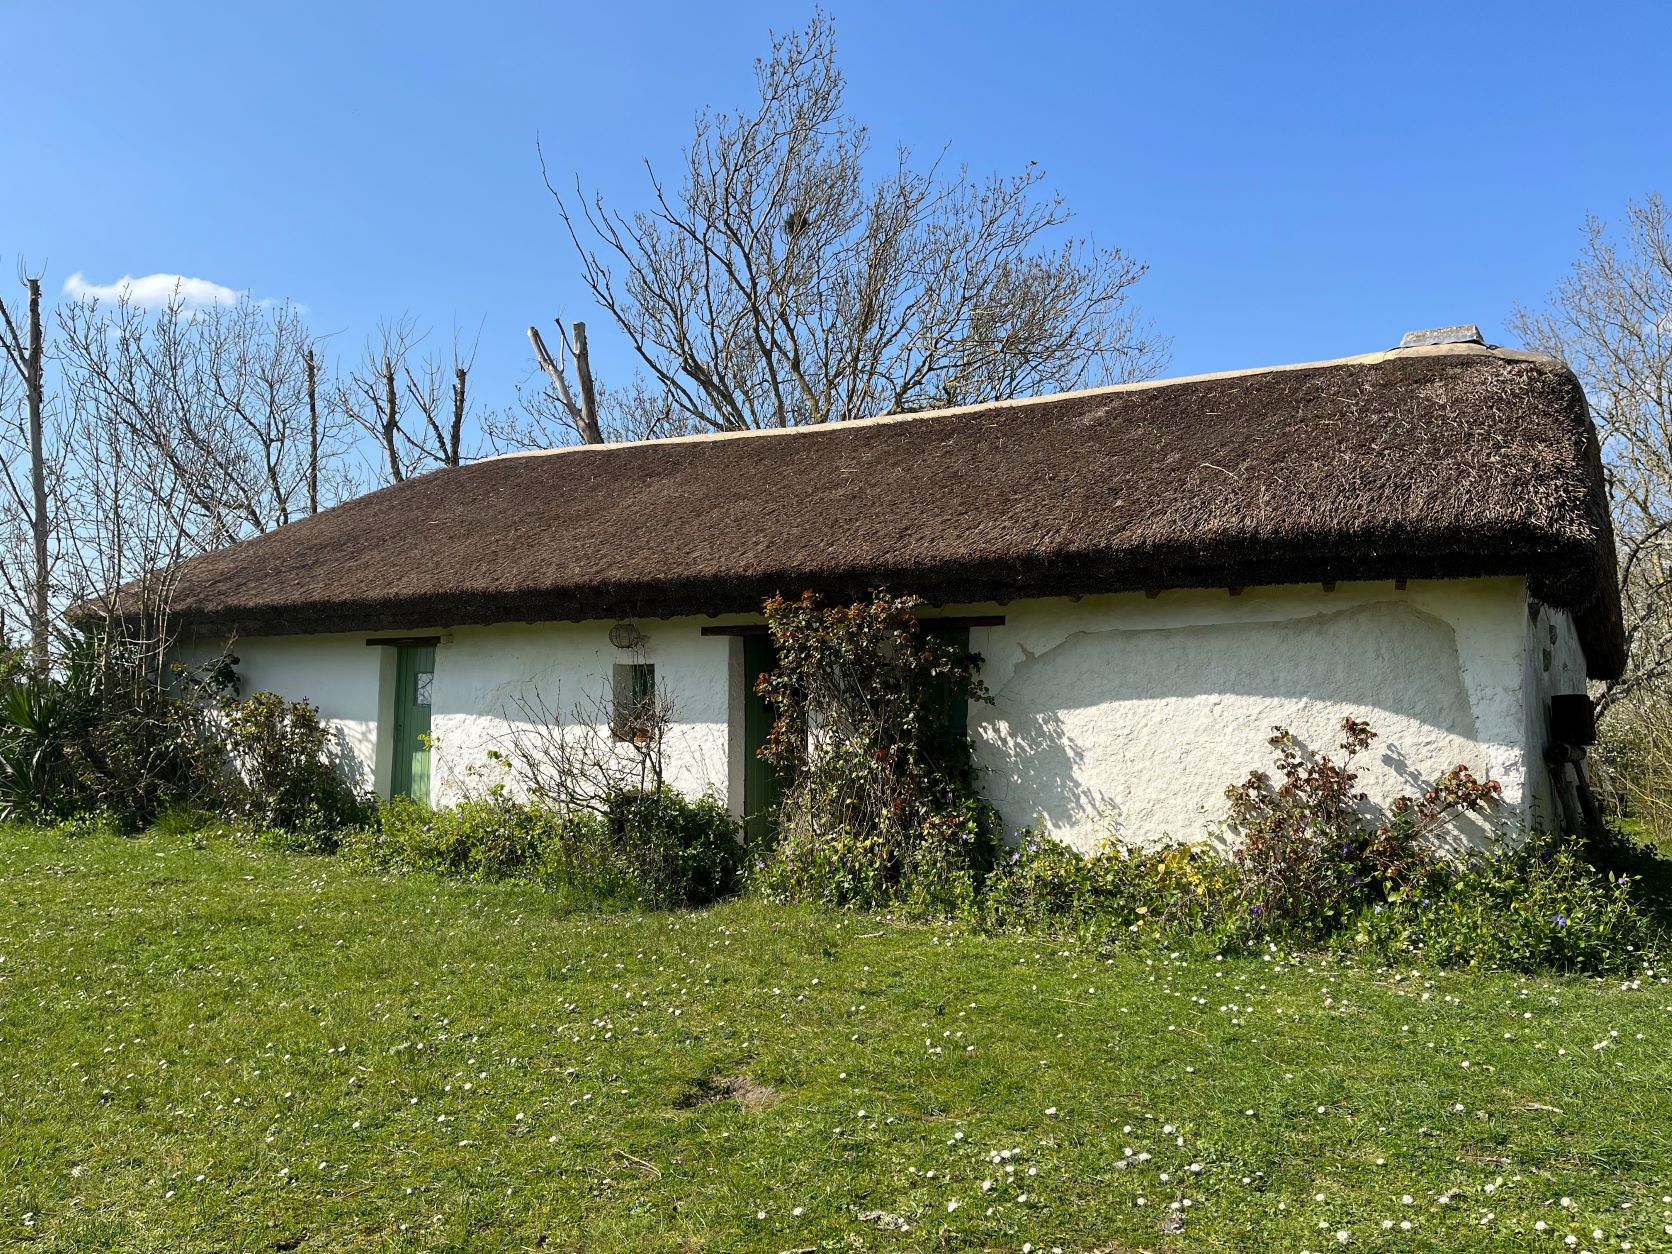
[4,1,1669,410]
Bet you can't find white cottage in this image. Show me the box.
[155,331,1623,849]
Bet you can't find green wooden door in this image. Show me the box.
[742,634,782,842]
[926,625,972,739]
[390,644,435,803]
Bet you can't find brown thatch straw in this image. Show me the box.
[126,345,1625,678]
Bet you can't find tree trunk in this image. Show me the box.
[23,279,47,677]
[381,358,402,482]
[451,365,467,466]
[528,321,605,445]
[304,346,321,514]
[572,322,602,445]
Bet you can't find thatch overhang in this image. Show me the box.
[127,343,1626,679]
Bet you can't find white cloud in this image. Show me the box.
[62,271,245,309]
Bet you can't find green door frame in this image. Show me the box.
[741,634,782,842]
[390,644,435,803]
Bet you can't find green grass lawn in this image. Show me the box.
[2,826,1670,1252]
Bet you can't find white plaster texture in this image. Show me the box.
[183,631,384,794]
[960,578,1541,852]
[184,617,743,808]
[423,620,732,807]
[185,577,1582,851]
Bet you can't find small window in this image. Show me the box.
[414,671,433,707]
[611,663,656,742]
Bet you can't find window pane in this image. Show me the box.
[415,672,433,707]
[612,663,654,740]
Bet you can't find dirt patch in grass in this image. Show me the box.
[674,1073,781,1111]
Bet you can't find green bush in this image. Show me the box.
[609,788,743,907]
[975,825,1664,973]
[0,632,224,829]
[978,832,1239,941]
[752,590,999,911]
[220,691,371,849]
[757,792,996,915]
[341,788,741,910]
[1349,830,1656,973]
[1224,718,1500,938]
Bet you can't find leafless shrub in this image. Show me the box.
[489,656,675,815]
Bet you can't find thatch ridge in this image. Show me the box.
[137,346,1626,678]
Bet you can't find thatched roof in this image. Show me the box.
[145,342,1626,678]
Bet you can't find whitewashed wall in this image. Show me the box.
[425,620,732,807]
[185,618,742,808]
[186,631,389,795]
[959,578,1553,852]
[186,576,1585,850]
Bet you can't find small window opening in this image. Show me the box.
[612,663,656,742]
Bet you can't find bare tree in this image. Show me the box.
[305,345,322,513]
[197,298,356,529]
[487,358,687,453]
[547,10,1165,436]
[1510,194,1672,715]
[0,272,53,673]
[55,317,207,675]
[497,318,684,452]
[340,319,479,482]
[527,319,603,444]
[46,287,367,680]
[55,291,349,553]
